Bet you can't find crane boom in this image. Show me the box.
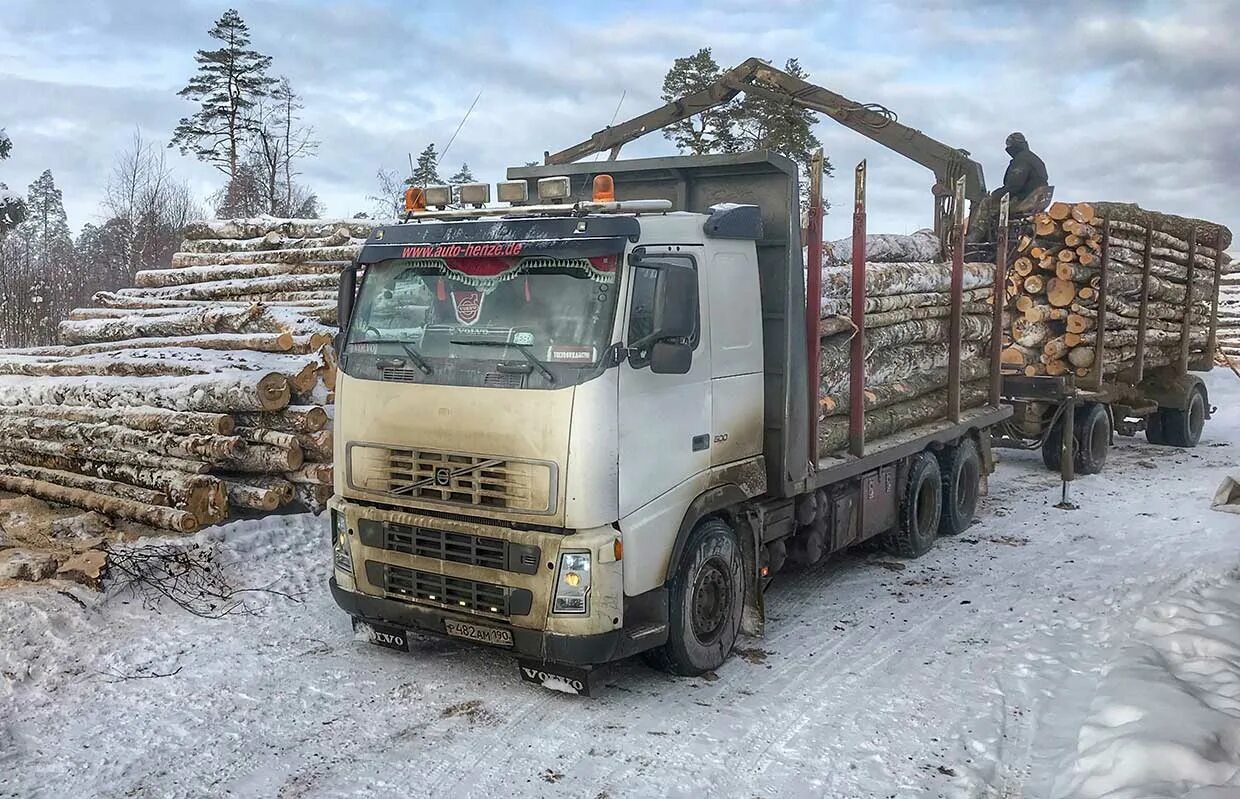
[544,57,987,202]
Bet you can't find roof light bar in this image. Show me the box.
[424,185,452,207]
[458,183,490,206]
[537,176,571,202]
[496,180,528,204]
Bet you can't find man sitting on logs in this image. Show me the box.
[967,132,1051,244]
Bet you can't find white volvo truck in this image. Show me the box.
[329,152,1009,694]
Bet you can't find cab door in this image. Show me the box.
[617,248,711,518]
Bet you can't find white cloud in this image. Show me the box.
[0,0,1236,242]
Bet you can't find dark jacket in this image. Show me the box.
[996,143,1048,202]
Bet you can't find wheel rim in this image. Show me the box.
[691,558,732,644]
[916,475,937,533]
[1189,394,1205,440]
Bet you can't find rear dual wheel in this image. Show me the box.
[1042,403,1110,475]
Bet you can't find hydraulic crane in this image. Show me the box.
[545,57,987,240]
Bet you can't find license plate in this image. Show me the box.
[444,619,513,648]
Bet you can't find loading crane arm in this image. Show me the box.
[545,57,987,206]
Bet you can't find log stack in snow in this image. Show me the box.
[1000,201,1231,379]
[0,217,382,533]
[816,232,994,456]
[1218,260,1240,366]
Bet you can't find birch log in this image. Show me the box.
[821,262,994,297]
[818,381,990,454]
[57,305,263,344]
[0,372,290,412]
[0,473,199,532]
[0,404,233,435]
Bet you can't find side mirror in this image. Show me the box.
[337,263,358,332]
[650,340,692,374]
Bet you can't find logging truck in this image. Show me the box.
[328,151,1010,693]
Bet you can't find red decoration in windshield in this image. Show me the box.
[443,257,513,278]
[588,255,618,272]
[451,291,484,325]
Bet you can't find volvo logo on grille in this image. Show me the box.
[434,467,451,486]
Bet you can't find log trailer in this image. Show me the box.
[328,149,1009,693]
[991,217,1225,482]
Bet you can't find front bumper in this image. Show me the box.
[330,577,660,666]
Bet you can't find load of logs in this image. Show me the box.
[816,231,994,456]
[0,217,381,533]
[1000,202,1232,379]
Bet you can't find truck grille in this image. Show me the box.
[366,561,532,618]
[348,444,556,514]
[386,524,506,570]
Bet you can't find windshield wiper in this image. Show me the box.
[450,338,555,384]
[349,338,433,375]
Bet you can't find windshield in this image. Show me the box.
[342,251,622,389]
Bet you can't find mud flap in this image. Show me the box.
[355,620,411,652]
[737,512,765,638]
[517,660,605,697]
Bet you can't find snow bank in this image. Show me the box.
[1053,573,1240,798]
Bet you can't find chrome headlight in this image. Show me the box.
[552,552,591,614]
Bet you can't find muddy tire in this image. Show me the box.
[1154,385,1207,448]
[885,452,941,558]
[1041,415,1066,472]
[938,438,980,536]
[644,518,744,676]
[1074,404,1110,474]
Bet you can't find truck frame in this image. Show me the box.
[329,151,1010,693]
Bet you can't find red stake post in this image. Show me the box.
[848,161,867,457]
[805,149,825,461]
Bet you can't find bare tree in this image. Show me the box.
[368,168,405,219]
[104,130,202,274]
[243,78,319,217]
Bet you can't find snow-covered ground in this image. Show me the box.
[1,373,1237,799]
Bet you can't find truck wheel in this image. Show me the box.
[1074,404,1110,474]
[1145,411,1167,445]
[644,518,744,676]
[1157,385,1207,448]
[938,438,980,535]
[885,452,941,558]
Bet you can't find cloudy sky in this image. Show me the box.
[1,0,1237,240]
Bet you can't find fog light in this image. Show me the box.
[331,511,353,575]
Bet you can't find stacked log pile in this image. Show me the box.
[816,232,994,456]
[1000,202,1231,378]
[0,217,379,533]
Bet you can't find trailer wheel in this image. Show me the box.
[1145,411,1167,445]
[938,438,980,535]
[885,452,941,558]
[644,518,744,676]
[1041,415,1066,472]
[1155,384,1207,448]
[1074,404,1110,474]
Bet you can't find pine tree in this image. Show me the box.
[448,162,475,184]
[0,127,27,238]
[1,171,74,345]
[737,58,826,173]
[407,144,441,187]
[170,9,276,213]
[660,48,739,155]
